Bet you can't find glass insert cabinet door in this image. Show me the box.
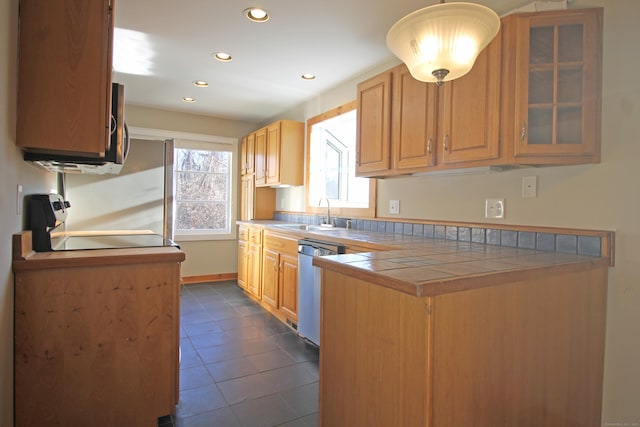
[513,9,602,159]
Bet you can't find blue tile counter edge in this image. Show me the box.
[273,212,612,260]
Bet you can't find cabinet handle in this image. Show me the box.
[443,134,449,151]
[520,121,527,141]
[427,138,432,154]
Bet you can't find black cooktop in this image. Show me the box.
[52,234,177,251]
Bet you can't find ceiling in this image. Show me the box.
[113,0,536,124]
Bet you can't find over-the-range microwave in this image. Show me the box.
[24,82,130,175]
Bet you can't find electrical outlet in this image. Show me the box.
[522,175,537,198]
[389,199,400,214]
[485,198,505,219]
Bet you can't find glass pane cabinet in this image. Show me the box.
[504,8,603,164]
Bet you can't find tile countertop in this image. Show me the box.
[238,220,609,297]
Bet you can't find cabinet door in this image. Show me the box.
[391,65,438,172]
[440,33,502,165]
[237,240,248,290]
[262,248,279,308]
[240,136,248,175]
[240,176,255,221]
[356,71,392,176]
[266,123,281,185]
[240,135,255,175]
[254,128,268,185]
[247,243,262,299]
[17,0,113,155]
[509,9,602,162]
[245,132,255,175]
[279,253,298,322]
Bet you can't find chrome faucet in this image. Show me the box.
[318,197,331,226]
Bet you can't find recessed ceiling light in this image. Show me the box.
[244,7,269,23]
[193,81,209,87]
[182,97,196,103]
[301,73,316,80]
[214,52,232,62]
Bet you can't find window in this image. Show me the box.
[173,139,236,240]
[306,101,376,218]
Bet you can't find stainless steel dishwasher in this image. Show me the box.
[297,238,345,347]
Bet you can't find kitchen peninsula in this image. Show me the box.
[238,219,612,426]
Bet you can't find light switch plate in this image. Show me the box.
[389,199,400,214]
[522,175,537,198]
[485,198,505,219]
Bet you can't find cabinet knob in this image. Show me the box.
[427,138,432,154]
[520,121,527,141]
[443,134,449,151]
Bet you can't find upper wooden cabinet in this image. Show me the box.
[502,8,603,165]
[252,120,304,187]
[240,175,276,221]
[356,72,392,176]
[240,133,255,176]
[390,65,438,172]
[358,33,502,177]
[17,0,114,156]
[254,127,268,185]
[356,8,603,177]
[265,123,282,185]
[439,32,502,167]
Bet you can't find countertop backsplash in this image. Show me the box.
[273,212,605,258]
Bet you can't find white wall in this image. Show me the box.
[0,0,58,424]
[65,138,166,234]
[277,0,640,423]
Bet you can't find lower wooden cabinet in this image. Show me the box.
[238,225,262,299]
[260,231,299,324]
[262,247,279,307]
[238,226,298,325]
[278,253,299,320]
[237,239,248,290]
[13,248,184,427]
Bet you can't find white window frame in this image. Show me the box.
[173,138,237,241]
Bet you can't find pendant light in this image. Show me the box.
[386,1,500,86]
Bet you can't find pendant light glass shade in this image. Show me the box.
[386,2,500,85]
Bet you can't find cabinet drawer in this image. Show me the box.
[238,226,250,242]
[264,233,298,256]
[249,228,263,245]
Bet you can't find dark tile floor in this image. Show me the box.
[166,281,319,427]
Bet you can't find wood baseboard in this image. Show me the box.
[181,273,237,285]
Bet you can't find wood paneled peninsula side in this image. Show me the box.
[12,232,185,427]
[313,240,609,427]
